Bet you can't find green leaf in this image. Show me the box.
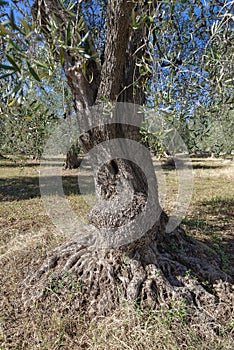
[27,62,41,82]
[0,23,10,35]
[66,22,71,46]
[8,99,16,107]
[58,0,66,9]
[67,1,77,12]
[77,17,84,32]
[5,54,21,72]
[25,31,34,40]
[19,19,30,34]
[16,52,28,60]
[9,39,22,52]
[77,47,86,53]
[34,60,49,69]
[33,104,41,112]
[29,100,37,106]
[83,53,91,59]
[0,63,16,71]
[9,10,19,31]
[0,72,13,79]
[81,31,90,44]
[60,48,65,65]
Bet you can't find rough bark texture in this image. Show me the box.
[96,0,134,101]
[27,0,234,320]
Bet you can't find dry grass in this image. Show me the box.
[0,156,233,349]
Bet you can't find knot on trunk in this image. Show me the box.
[90,192,147,228]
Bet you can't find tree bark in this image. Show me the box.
[32,0,154,228]
[64,150,79,169]
[27,0,233,320]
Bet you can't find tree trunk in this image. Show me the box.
[27,0,233,320]
[64,141,81,169]
[64,149,79,169]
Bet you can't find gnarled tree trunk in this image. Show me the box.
[27,0,233,320]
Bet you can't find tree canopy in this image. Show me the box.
[0,0,233,156]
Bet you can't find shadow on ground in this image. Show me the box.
[1,161,233,279]
[0,162,65,168]
[0,175,89,201]
[161,163,227,171]
[190,164,228,170]
[182,198,234,278]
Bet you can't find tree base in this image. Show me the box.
[23,220,233,323]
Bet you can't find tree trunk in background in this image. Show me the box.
[64,141,81,169]
[28,0,233,319]
[64,149,79,169]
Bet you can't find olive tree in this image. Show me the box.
[1,0,233,319]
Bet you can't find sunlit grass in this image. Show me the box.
[0,156,233,349]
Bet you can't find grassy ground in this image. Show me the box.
[0,156,233,349]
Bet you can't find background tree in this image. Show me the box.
[0,69,64,159]
[144,0,234,156]
[0,0,79,164]
[188,102,234,156]
[1,0,233,319]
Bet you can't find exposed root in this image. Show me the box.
[23,222,234,324]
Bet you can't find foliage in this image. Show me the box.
[188,101,234,155]
[0,55,73,158]
[0,1,75,158]
[0,82,58,158]
[0,0,234,157]
[145,0,234,155]
[140,127,166,157]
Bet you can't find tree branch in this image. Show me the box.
[31,0,101,107]
[96,0,134,101]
